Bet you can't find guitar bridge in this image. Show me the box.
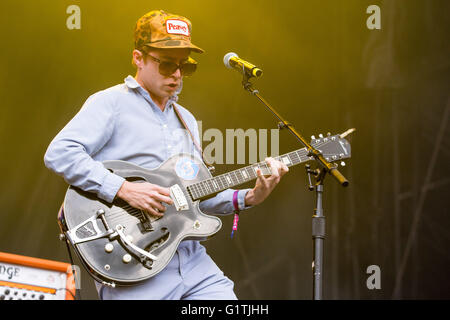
[170,184,189,211]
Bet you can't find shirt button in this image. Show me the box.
[168,145,172,149]
[163,124,167,128]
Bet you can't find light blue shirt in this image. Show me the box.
[44,75,251,216]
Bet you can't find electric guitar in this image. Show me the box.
[58,130,353,286]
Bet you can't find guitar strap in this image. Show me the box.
[172,104,215,173]
[57,204,82,300]
[174,104,241,236]
[134,86,215,173]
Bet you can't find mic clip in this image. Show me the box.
[242,73,259,95]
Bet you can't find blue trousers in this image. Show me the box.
[95,241,237,300]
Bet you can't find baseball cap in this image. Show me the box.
[134,10,204,53]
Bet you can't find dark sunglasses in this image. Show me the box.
[146,54,197,77]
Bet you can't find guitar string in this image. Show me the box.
[104,140,338,222]
[104,151,309,221]
[101,139,340,223]
[106,157,333,223]
[187,140,340,200]
[189,149,307,198]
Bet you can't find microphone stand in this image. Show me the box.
[240,72,349,300]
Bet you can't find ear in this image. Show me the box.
[133,49,145,69]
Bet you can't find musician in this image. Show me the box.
[44,10,288,300]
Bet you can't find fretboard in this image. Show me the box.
[186,147,314,201]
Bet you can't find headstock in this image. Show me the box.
[309,129,355,165]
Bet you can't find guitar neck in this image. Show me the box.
[187,147,313,201]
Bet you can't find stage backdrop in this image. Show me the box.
[0,0,448,299]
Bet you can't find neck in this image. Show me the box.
[134,73,168,111]
[149,93,168,112]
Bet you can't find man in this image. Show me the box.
[44,10,288,300]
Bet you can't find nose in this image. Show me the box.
[172,67,182,78]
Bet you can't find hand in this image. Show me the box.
[244,157,289,207]
[116,180,173,217]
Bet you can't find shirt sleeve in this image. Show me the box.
[184,114,253,215]
[199,188,253,215]
[44,91,125,203]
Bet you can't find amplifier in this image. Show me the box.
[0,251,76,300]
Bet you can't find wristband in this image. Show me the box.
[231,190,240,238]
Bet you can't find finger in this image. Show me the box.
[274,160,287,175]
[149,207,164,217]
[256,167,264,178]
[280,163,289,176]
[256,168,268,188]
[143,203,164,217]
[154,185,171,196]
[151,192,174,205]
[147,198,165,212]
[274,160,287,177]
[265,158,280,178]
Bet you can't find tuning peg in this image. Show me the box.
[339,128,356,139]
[319,134,324,138]
[340,161,346,167]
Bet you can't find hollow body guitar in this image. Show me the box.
[59,132,352,286]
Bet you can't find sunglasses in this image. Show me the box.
[146,54,197,77]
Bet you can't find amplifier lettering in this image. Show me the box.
[0,264,20,280]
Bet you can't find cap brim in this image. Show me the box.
[146,40,204,53]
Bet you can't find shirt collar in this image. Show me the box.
[124,75,141,89]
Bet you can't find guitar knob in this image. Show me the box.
[340,161,346,167]
[319,134,324,138]
[122,254,132,264]
[193,220,201,229]
[311,135,316,140]
[104,243,114,253]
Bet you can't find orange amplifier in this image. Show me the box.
[0,251,76,300]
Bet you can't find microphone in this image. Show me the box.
[223,52,263,78]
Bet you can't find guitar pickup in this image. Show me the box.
[170,184,189,211]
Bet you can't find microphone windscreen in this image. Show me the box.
[223,52,238,69]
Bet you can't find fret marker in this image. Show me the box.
[241,170,248,179]
[226,175,232,184]
[282,156,291,165]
